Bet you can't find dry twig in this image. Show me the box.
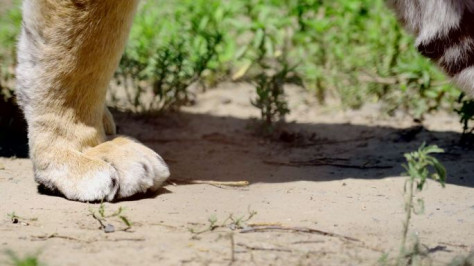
[31,233,88,243]
[101,238,145,242]
[229,233,235,263]
[240,225,360,242]
[236,243,292,253]
[169,179,249,187]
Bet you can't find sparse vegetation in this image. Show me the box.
[112,0,460,118]
[89,203,132,233]
[189,208,258,235]
[0,0,21,100]
[7,212,38,224]
[113,0,224,113]
[251,66,292,127]
[455,93,474,144]
[398,143,446,265]
[4,250,42,266]
[448,252,474,266]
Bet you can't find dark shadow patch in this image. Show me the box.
[37,179,171,203]
[7,105,474,204]
[113,187,172,202]
[37,183,64,198]
[111,110,474,188]
[0,97,28,158]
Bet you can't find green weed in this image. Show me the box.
[0,0,21,100]
[109,0,460,118]
[398,143,446,265]
[251,66,292,127]
[89,203,132,233]
[455,93,474,143]
[221,209,258,230]
[112,0,226,113]
[188,208,257,235]
[448,252,474,266]
[4,250,42,266]
[7,212,38,224]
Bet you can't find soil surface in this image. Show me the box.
[1,83,473,265]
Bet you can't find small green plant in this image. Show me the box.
[251,65,292,128]
[189,208,257,235]
[7,212,20,223]
[398,143,446,265]
[188,214,219,235]
[7,212,38,224]
[89,203,132,233]
[0,0,21,97]
[5,250,42,266]
[448,251,474,266]
[455,93,474,143]
[222,209,258,230]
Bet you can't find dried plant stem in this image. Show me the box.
[169,179,249,187]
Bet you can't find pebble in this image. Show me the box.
[104,224,115,233]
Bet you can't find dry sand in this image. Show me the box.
[0,83,473,265]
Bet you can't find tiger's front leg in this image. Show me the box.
[16,0,170,201]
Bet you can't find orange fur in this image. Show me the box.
[16,0,169,201]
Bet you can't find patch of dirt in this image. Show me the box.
[0,83,473,265]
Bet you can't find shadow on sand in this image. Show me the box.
[113,110,474,188]
[2,106,473,193]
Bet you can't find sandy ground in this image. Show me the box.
[0,83,474,265]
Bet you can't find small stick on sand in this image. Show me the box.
[236,243,292,253]
[229,233,235,262]
[90,212,106,229]
[168,179,249,187]
[31,233,87,242]
[240,225,360,242]
[102,238,146,242]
